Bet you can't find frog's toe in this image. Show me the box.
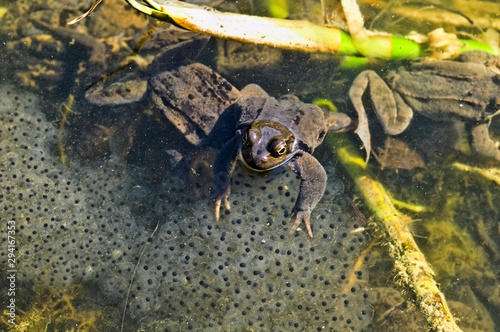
[288,211,313,238]
[469,123,500,161]
[214,195,231,221]
[215,199,222,221]
[222,195,231,212]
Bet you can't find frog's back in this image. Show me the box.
[232,84,327,151]
[390,61,500,120]
[257,96,327,151]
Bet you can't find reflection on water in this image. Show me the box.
[0,0,499,331]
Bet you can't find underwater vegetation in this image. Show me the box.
[0,286,101,332]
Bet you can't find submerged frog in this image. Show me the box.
[152,63,351,238]
[210,84,351,238]
[349,50,500,162]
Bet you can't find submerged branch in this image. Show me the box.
[452,162,500,186]
[326,135,463,332]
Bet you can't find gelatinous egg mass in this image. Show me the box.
[0,85,372,330]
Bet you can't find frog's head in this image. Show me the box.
[241,120,296,172]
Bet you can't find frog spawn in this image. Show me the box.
[0,88,144,290]
[0,85,144,286]
[0,85,372,330]
[118,165,373,330]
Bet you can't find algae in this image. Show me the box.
[419,194,492,285]
[0,286,101,332]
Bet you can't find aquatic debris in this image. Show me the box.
[373,137,427,171]
[0,286,101,331]
[452,162,500,186]
[426,28,465,60]
[476,218,500,262]
[369,0,500,32]
[58,94,75,166]
[390,198,429,213]
[14,60,62,91]
[326,134,462,332]
[423,206,491,282]
[67,0,104,25]
[85,79,148,106]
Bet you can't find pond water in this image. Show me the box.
[0,0,499,331]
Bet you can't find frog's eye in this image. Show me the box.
[276,145,286,156]
[269,138,287,157]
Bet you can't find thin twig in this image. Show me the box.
[67,0,104,25]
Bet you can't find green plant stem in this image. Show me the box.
[123,0,496,59]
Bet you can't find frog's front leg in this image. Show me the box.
[349,70,413,162]
[468,122,500,161]
[287,153,327,238]
[211,133,241,220]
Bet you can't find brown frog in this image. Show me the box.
[152,63,351,237]
[349,50,500,162]
[84,27,210,107]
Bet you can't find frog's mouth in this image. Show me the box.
[240,151,296,173]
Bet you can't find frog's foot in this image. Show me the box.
[349,70,414,163]
[323,111,353,133]
[469,122,500,161]
[214,191,231,221]
[288,211,313,238]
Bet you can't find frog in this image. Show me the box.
[349,50,500,163]
[151,62,351,238]
[209,84,351,238]
[84,27,210,108]
[152,62,242,146]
